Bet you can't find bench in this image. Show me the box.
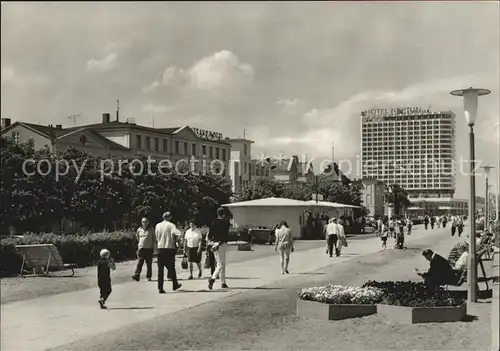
[16,244,77,277]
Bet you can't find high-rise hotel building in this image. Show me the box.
[360,107,456,199]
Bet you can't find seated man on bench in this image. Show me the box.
[415,249,458,292]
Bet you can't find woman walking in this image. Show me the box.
[274,221,294,274]
[183,220,203,279]
[380,219,388,249]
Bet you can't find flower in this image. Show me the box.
[298,284,384,305]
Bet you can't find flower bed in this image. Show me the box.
[296,285,382,320]
[361,281,465,307]
[299,285,384,305]
[362,281,467,323]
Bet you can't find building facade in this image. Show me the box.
[1,115,231,177]
[361,107,456,199]
[353,178,387,217]
[226,138,254,194]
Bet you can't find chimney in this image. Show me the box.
[1,118,11,129]
[102,113,111,124]
[56,124,62,130]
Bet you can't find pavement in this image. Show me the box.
[0,226,473,351]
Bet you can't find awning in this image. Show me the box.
[407,207,422,210]
[305,200,361,209]
[223,197,308,207]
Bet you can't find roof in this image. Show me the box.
[305,200,361,209]
[1,121,64,139]
[2,120,232,146]
[223,197,308,207]
[57,128,129,150]
[223,197,361,209]
[224,138,255,143]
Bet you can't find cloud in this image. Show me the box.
[186,50,254,91]
[86,52,118,72]
[264,74,492,161]
[143,50,254,95]
[1,65,48,86]
[276,98,307,115]
[142,104,175,113]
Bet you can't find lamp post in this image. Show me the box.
[451,87,491,303]
[481,166,493,231]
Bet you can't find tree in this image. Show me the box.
[236,178,285,201]
[236,177,363,207]
[386,184,411,216]
[0,139,233,233]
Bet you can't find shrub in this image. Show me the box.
[0,231,137,277]
[298,284,384,305]
[361,280,465,307]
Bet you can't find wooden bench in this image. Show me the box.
[16,244,77,277]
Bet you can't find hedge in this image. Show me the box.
[0,231,137,277]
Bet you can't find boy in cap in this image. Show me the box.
[97,248,116,309]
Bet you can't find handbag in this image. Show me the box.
[204,253,211,269]
[181,256,188,270]
[341,236,348,247]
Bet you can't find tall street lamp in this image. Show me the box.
[481,166,493,231]
[451,87,491,303]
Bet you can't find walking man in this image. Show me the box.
[451,214,457,237]
[457,215,464,236]
[325,218,339,257]
[208,207,231,290]
[155,212,182,294]
[132,217,155,282]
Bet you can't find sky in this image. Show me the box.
[1,1,499,199]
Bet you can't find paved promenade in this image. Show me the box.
[0,227,448,351]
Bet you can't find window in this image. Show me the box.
[175,141,179,154]
[192,144,197,156]
[215,147,220,159]
[209,146,213,158]
[222,149,226,161]
[163,139,168,152]
[154,138,160,152]
[145,137,151,150]
[244,144,248,156]
[136,135,142,148]
[202,145,207,156]
[184,142,188,155]
[11,132,20,144]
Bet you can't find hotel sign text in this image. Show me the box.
[361,107,431,117]
[191,127,223,141]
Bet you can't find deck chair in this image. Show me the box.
[445,248,489,291]
[16,244,77,277]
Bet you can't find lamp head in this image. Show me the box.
[482,166,493,179]
[450,87,491,126]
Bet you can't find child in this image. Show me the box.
[97,248,116,309]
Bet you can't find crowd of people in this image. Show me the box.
[97,208,297,309]
[422,214,466,235]
[371,216,412,250]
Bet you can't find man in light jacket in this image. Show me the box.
[132,217,155,282]
[325,218,339,258]
[155,212,182,294]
